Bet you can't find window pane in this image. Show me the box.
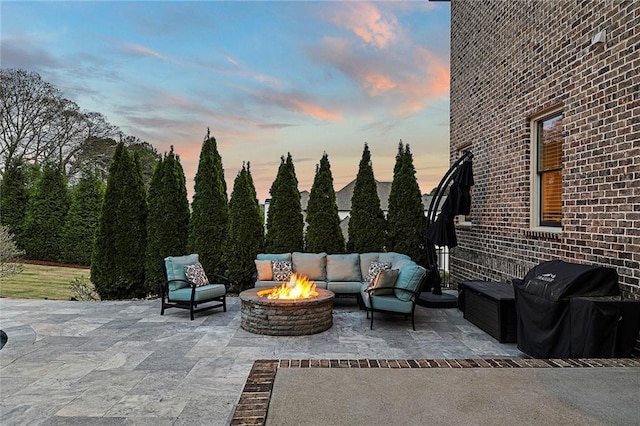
[541,170,562,226]
[539,114,563,171]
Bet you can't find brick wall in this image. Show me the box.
[449,0,639,302]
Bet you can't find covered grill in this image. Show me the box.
[513,260,622,358]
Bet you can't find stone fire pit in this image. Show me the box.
[240,288,334,336]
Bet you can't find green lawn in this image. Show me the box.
[0,263,90,300]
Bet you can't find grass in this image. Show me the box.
[0,263,90,300]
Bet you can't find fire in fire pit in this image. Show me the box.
[257,273,318,300]
[240,275,334,336]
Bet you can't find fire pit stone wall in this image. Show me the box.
[240,288,334,336]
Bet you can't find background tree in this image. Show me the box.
[0,159,30,249]
[265,153,304,253]
[305,153,344,253]
[224,163,264,292]
[386,142,426,265]
[0,69,118,175]
[144,148,190,294]
[22,163,70,261]
[91,143,147,299]
[188,130,228,275]
[61,168,104,265]
[347,143,387,252]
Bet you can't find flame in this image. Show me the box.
[257,274,318,300]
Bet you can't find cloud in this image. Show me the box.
[251,89,342,121]
[308,38,449,116]
[327,2,400,48]
[119,42,171,62]
[0,39,63,72]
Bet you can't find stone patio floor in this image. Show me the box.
[0,295,556,424]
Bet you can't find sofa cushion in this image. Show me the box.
[394,263,426,301]
[255,260,273,281]
[165,254,199,291]
[368,269,399,295]
[257,253,291,261]
[326,281,363,294]
[366,261,391,283]
[326,253,362,282]
[378,252,412,268]
[359,253,380,280]
[184,262,209,287]
[292,252,327,281]
[271,260,292,282]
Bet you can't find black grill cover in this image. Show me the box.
[514,260,620,358]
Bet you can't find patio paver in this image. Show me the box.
[0,296,572,424]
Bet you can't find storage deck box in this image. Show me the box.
[459,281,516,343]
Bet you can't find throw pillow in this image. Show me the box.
[369,269,399,295]
[255,259,273,281]
[184,262,210,287]
[272,259,292,282]
[366,261,391,283]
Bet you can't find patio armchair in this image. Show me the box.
[360,264,427,330]
[159,254,228,320]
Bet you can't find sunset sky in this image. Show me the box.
[1,1,451,202]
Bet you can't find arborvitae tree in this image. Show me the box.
[387,142,427,265]
[347,143,387,252]
[224,163,264,292]
[265,153,304,253]
[144,148,190,294]
[188,129,228,275]
[61,168,104,265]
[91,143,148,300]
[0,160,30,249]
[22,164,70,261]
[305,153,344,253]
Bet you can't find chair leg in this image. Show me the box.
[223,296,227,312]
[190,303,195,321]
[370,309,374,330]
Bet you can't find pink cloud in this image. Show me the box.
[329,2,399,48]
[253,89,342,121]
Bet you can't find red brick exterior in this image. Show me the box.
[449,1,639,299]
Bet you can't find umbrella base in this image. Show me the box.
[416,291,458,309]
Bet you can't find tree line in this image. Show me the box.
[1,69,427,300]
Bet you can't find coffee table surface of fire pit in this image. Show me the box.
[240,287,334,336]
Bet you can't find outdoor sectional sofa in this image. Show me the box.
[254,252,427,329]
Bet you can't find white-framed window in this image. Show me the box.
[531,108,563,230]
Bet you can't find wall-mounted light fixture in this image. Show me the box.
[591,29,607,46]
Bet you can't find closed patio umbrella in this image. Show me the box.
[419,152,474,305]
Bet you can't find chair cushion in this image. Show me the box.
[368,269,399,295]
[271,260,292,282]
[360,288,413,314]
[257,253,292,261]
[326,253,362,282]
[359,253,380,280]
[292,252,327,281]
[169,283,226,302]
[184,262,209,287]
[394,263,426,301]
[165,254,199,291]
[255,260,273,281]
[366,261,391,284]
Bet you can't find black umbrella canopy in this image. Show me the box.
[441,182,471,217]
[425,213,457,248]
[453,159,474,186]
